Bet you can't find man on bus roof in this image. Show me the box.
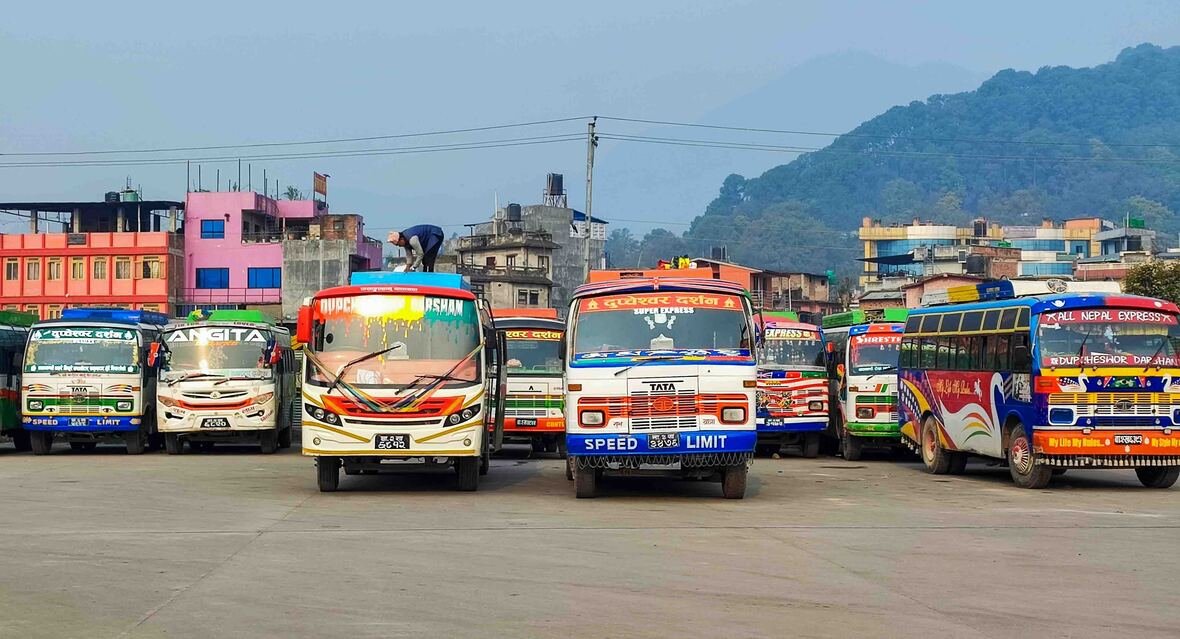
[388,224,446,272]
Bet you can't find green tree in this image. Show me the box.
[1124,260,1180,303]
[284,186,305,200]
[1123,195,1174,231]
[880,178,924,220]
[605,228,640,268]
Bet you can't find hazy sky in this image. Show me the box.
[1,0,1177,236]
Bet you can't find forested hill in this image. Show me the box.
[607,44,1180,275]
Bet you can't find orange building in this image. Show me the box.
[0,198,184,319]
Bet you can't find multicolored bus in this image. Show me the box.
[298,272,506,492]
[22,308,169,454]
[821,309,908,460]
[755,311,827,457]
[493,308,566,455]
[564,273,758,499]
[899,280,1180,489]
[156,310,297,454]
[0,311,38,451]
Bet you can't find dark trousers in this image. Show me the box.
[421,240,442,272]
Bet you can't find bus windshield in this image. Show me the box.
[761,327,824,367]
[25,326,139,374]
[163,325,272,377]
[309,294,481,388]
[505,329,563,373]
[573,292,751,355]
[1038,308,1180,368]
[849,333,901,376]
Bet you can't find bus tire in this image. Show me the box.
[278,425,292,449]
[801,433,821,458]
[1007,424,1051,489]
[479,451,490,476]
[259,429,279,454]
[317,458,341,492]
[574,464,598,498]
[842,429,864,462]
[12,429,32,452]
[456,457,480,491]
[124,430,147,455]
[556,435,567,458]
[1135,466,1180,489]
[920,417,951,474]
[721,464,748,499]
[164,433,183,455]
[31,431,53,455]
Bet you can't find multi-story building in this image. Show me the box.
[183,191,382,320]
[0,195,184,318]
[453,222,558,310]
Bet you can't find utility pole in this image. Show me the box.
[583,117,598,280]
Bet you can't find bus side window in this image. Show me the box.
[899,338,913,368]
[992,334,1012,370]
[1011,333,1031,372]
[919,336,936,369]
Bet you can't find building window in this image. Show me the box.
[506,255,517,267]
[24,304,40,317]
[141,304,160,312]
[115,257,132,280]
[46,305,62,319]
[485,256,496,267]
[200,219,225,239]
[517,289,541,306]
[47,258,62,281]
[25,259,40,281]
[142,257,161,279]
[70,257,85,280]
[247,267,281,289]
[3,304,19,311]
[196,268,230,289]
[93,257,108,280]
[4,259,17,281]
[538,255,550,272]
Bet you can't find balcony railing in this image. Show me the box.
[457,264,552,282]
[456,231,554,250]
[183,288,282,304]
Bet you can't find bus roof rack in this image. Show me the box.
[350,271,471,291]
[188,309,275,325]
[0,310,38,327]
[821,308,908,329]
[920,279,1123,307]
[60,308,169,326]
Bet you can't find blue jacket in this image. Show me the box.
[401,224,445,254]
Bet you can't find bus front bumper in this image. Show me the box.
[756,416,827,433]
[844,421,901,437]
[566,430,756,456]
[22,415,141,432]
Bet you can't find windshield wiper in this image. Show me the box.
[166,371,227,386]
[1142,339,1171,372]
[613,355,684,376]
[326,343,406,395]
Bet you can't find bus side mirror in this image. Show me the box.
[1012,344,1031,369]
[296,306,312,344]
[147,342,163,369]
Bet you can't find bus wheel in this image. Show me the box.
[124,430,147,455]
[842,429,864,462]
[479,451,490,476]
[317,458,340,492]
[278,425,292,449]
[721,464,748,499]
[801,433,821,459]
[31,432,53,455]
[456,457,480,491]
[259,429,279,454]
[12,429,31,452]
[164,433,184,455]
[574,464,598,498]
[920,417,951,474]
[1135,466,1180,489]
[1007,424,1051,489]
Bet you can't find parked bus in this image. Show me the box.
[297,272,506,492]
[0,311,38,451]
[156,310,297,454]
[756,311,827,457]
[899,280,1180,489]
[565,272,758,499]
[821,309,908,460]
[493,308,566,455]
[22,308,169,454]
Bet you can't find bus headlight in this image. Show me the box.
[856,407,874,419]
[305,403,341,425]
[254,392,274,405]
[116,400,133,412]
[447,403,481,425]
[324,412,340,425]
[27,399,43,411]
[809,401,824,411]
[158,395,178,408]
[721,407,746,423]
[580,410,605,426]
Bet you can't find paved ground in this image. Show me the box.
[1,442,1178,639]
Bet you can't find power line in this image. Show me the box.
[0,116,591,157]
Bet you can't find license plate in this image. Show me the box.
[1114,434,1143,445]
[764,418,784,426]
[648,433,680,449]
[374,433,411,450]
[515,418,537,427]
[201,417,230,429]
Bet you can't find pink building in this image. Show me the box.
[183,191,382,318]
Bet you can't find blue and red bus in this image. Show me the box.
[899,280,1180,489]
[755,312,827,457]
